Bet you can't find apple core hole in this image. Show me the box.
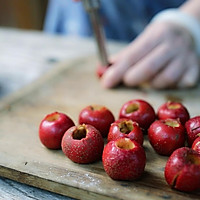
[186,154,200,165]
[90,105,103,111]
[168,103,181,110]
[125,103,139,114]
[115,138,135,150]
[72,125,87,140]
[46,113,60,122]
[165,119,179,127]
[119,121,133,134]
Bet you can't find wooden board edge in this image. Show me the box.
[0,56,93,112]
[0,165,116,200]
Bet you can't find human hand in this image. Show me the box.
[101,21,200,89]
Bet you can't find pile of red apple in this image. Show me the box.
[38,99,200,192]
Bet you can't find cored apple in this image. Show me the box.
[61,124,104,164]
[148,119,185,156]
[119,99,156,130]
[185,116,200,146]
[78,104,115,138]
[107,118,144,145]
[102,137,146,180]
[192,137,200,154]
[39,112,75,149]
[165,147,200,192]
[157,101,190,125]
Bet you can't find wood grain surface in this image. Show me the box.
[0,57,200,200]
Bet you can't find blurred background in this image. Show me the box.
[0,0,48,30]
[0,0,100,99]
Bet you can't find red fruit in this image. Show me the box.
[61,124,104,164]
[102,138,146,181]
[79,105,115,138]
[157,101,190,125]
[96,63,111,78]
[119,99,156,130]
[165,147,200,192]
[192,137,200,154]
[39,112,75,149]
[185,116,200,146]
[107,118,144,145]
[148,119,185,156]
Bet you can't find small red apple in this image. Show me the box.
[39,112,75,149]
[192,137,200,154]
[119,99,156,130]
[157,101,190,125]
[78,104,115,138]
[102,137,146,181]
[107,118,144,145]
[148,119,185,156]
[165,147,200,192]
[185,116,200,146]
[96,63,111,78]
[61,124,104,164]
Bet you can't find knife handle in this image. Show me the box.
[83,0,109,66]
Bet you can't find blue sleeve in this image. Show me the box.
[44,0,186,42]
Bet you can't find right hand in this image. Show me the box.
[101,21,200,89]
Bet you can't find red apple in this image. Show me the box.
[185,116,200,146]
[96,63,111,78]
[148,119,185,156]
[119,99,156,130]
[157,101,190,125]
[61,124,104,164]
[78,104,115,138]
[102,137,146,181]
[39,112,75,149]
[107,118,144,145]
[165,147,200,192]
[192,137,200,154]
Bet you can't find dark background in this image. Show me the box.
[0,0,48,30]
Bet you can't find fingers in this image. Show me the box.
[123,42,178,87]
[100,59,131,88]
[177,53,200,88]
[101,25,163,88]
[110,24,163,64]
[150,53,187,89]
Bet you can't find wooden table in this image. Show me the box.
[0,28,200,200]
[0,28,123,200]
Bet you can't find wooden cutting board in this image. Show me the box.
[0,57,199,200]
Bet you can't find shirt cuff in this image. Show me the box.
[151,8,200,56]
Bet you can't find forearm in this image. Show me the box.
[180,0,200,21]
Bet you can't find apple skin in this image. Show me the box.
[119,99,156,130]
[148,119,185,156]
[107,118,144,145]
[61,124,104,164]
[39,112,75,149]
[157,101,190,125]
[78,105,115,138]
[102,138,146,181]
[165,147,200,192]
[192,137,200,154]
[185,116,200,146]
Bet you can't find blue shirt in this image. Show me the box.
[44,0,186,42]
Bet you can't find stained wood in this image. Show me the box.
[0,57,199,200]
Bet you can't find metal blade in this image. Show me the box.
[83,0,109,66]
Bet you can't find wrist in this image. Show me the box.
[151,9,200,56]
